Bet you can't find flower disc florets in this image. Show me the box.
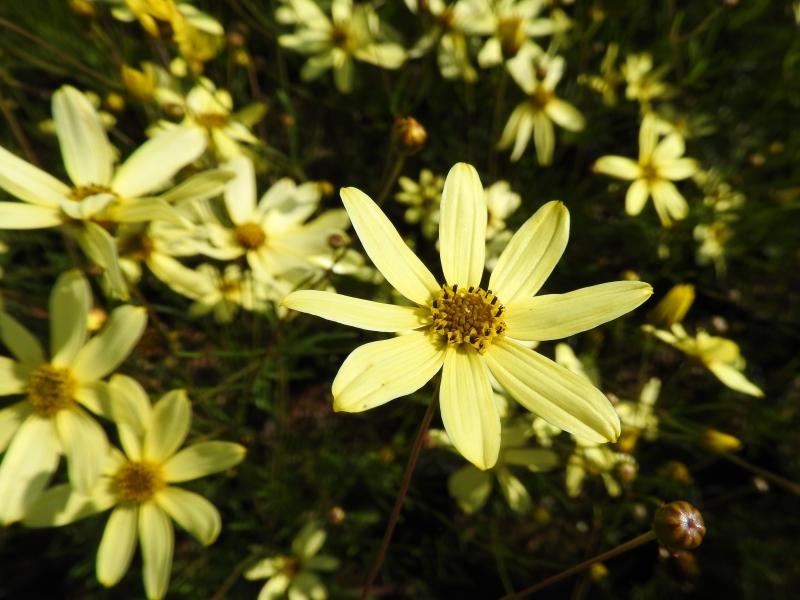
[27,364,76,417]
[430,284,506,353]
[68,183,114,201]
[234,222,267,249]
[115,461,165,504]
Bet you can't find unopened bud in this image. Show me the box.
[648,284,695,327]
[327,506,346,525]
[393,116,427,155]
[660,461,693,485]
[653,501,706,551]
[105,93,126,113]
[700,428,742,454]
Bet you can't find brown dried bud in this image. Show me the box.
[653,501,706,551]
[393,116,427,155]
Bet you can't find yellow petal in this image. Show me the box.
[71,305,146,382]
[653,132,685,162]
[658,158,699,180]
[485,339,620,443]
[625,179,650,216]
[0,401,31,451]
[97,505,139,587]
[439,163,486,288]
[72,222,129,300]
[332,332,444,412]
[55,407,109,493]
[593,156,642,180]
[448,464,492,514]
[144,390,191,463]
[489,200,569,305]
[282,290,429,332]
[707,362,764,398]
[155,487,220,546]
[638,113,659,159]
[24,480,116,527]
[505,281,653,341]
[439,347,500,470]
[162,441,246,482]
[340,187,439,305]
[50,270,91,368]
[496,466,532,514]
[0,202,63,228]
[0,145,69,207]
[651,180,688,224]
[545,98,585,131]
[139,502,174,600]
[0,311,45,367]
[533,110,555,166]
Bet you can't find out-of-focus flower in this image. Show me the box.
[621,53,672,107]
[616,377,661,453]
[566,436,636,497]
[24,377,246,599]
[395,169,444,239]
[499,50,585,164]
[245,521,339,600]
[485,180,521,239]
[474,0,557,68]
[593,113,700,227]
[277,0,405,93]
[578,42,622,106]
[0,271,146,524]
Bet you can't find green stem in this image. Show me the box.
[723,453,800,495]
[375,152,406,207]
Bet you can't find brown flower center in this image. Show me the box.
[430,284,507,354]
[27,364,76,417]
[497,16,525,57]
[234,222,267,250]
[641,162,658,182]
[115,460,165,503]
[68,183,114,201]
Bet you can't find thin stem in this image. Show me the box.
[723,453,800,495]
[360,382,440,600]
[0,87,39,165]
[499,531,657,599]
[375,151,406,207]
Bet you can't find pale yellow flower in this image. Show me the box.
[485,180,521,238]
[24,376,246,600]
[616,377,661,453]
[283,163,652,469]
[621,52,671,106]
[0,271,146,523]
[499,51,586,164]
[566,436,635,498]
[474,0,556,68]
[578,42,622,106]
[395,169,445,239]
[593,113,700,226]
[245,521,339,600]
[644,323,763,398]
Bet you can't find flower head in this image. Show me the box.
[283,162,652,469]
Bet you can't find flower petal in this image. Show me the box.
[503,448,560,471]
[258,574,291,600]
[658,158,699,180]
[223,155,257,224]
[340,187,439,305]
[0,359,28,397]
[162,441,246,483]
[439,347,500,470]
[24,480,116,527]
[0,145,70,207]
[71,305,146,382]
[651,180,688,225]
[489,200,569,304]
[155,487,220,546]
[505,281,653,341]
[707,362,764,398]
[107,374,152,434]
[533,110,555,165]
[0,401,31,452]
[625,179,650,216]
[97,505,139,587]
[593,156,642,180]
[144,390,191,463]
[545,98,585,132]
[439,163,486,287]
[159,169,234,204]
[448,464,493,514]
[111,127,206,198]
[0,202,63,228]
[653,132,685,162]
[282,290,429,332]
[55,407,109,493]
[0,415,60,525]
[140,502,174,600]
[290,572,327,600]
[332,332,445,412]
[291,521,326,559]
[52,86,113,187]
[110,198,183,225]
[638,113,659,160]
[71,221,129,300]
[496,466,532,514]
[0,311,46,366]
[50,270,91,367]
[485,339,620,443]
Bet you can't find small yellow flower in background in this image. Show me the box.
[593,113,700,227]
[24,376,246,600]
[616,377,661,454]
[474,0,557,68]
[395,169,445,239]
[578,42,622,106]
[643,323,764,398]
[566,437,635,498]
[692,170,745,276]
[485,180,522,238]
[499,50,586,165]
[648,283,695,327]
[245,521,339,600]
[283,162,653,470]
[621,52,672,107]
[276,0,405,93]
[0,270,146,524]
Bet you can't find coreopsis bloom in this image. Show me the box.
[498,51,585,164]
[276,0,405,93]
[0,85,207,298]
[621,52,672,107]
[0,271,145,524]
[593,114,700,226]
[474,0,556,68]
[245,521,339,600]
[616,377,661,453]
[395,169,445,239]
[283,163,652,469]
[24,376,246,600]
[578,42,622,106]
[643,323,764,397]
[485,180,521,238]
[566,437,635,498]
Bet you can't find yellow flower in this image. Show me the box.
[621,52,672,106]
[24,376,246,600]
[616,377,661,453]
[395,169,445,239]
[566,437,635,498]
[643,323,764,397]
[245,521,339,600]
[593,113,700,226]
[283,163,652,469]
[498,51,586,165]
[474,0,556,67]
[648,283,695,327]
[0,271,146,523]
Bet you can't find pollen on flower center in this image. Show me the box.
[234,222,267,250]
[68,183,114,201]
[115,460,165,504]
[430,284,506,354]
[27,364,76,417]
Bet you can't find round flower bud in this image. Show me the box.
[653,501,706,551]
[393,116,427,155]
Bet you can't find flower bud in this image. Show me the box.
[653,501,706,551]
[393,116,427,155]
[700,428,742,454]
[659,460,693,485]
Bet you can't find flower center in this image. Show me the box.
[27,364,76,417]
[533,88,552,109]
[497,16,525,57]
[331,25,352,50]
[430,284,506,354]
[115,460,165,503]
[195,112,229,129]
[641,162,658,181]
[68,183,114,201]
[234,222,267,250]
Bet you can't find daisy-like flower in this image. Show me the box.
[485,179,521,238]
[616,377,661,453]
[245,521,339,600]
[0,271,145,524]
[395,169,445,239]
[566,437,635,498]
[276,0,405,93]
[24,376,246,600]
[643,323,764,398]
[0,85,207,298]
[498,50,585,164]
[593,113,700,227]
[283,163,652,470]
[621,52,672,107]
[474,0,557,68]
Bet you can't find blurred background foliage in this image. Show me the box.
[0,0,799,598]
